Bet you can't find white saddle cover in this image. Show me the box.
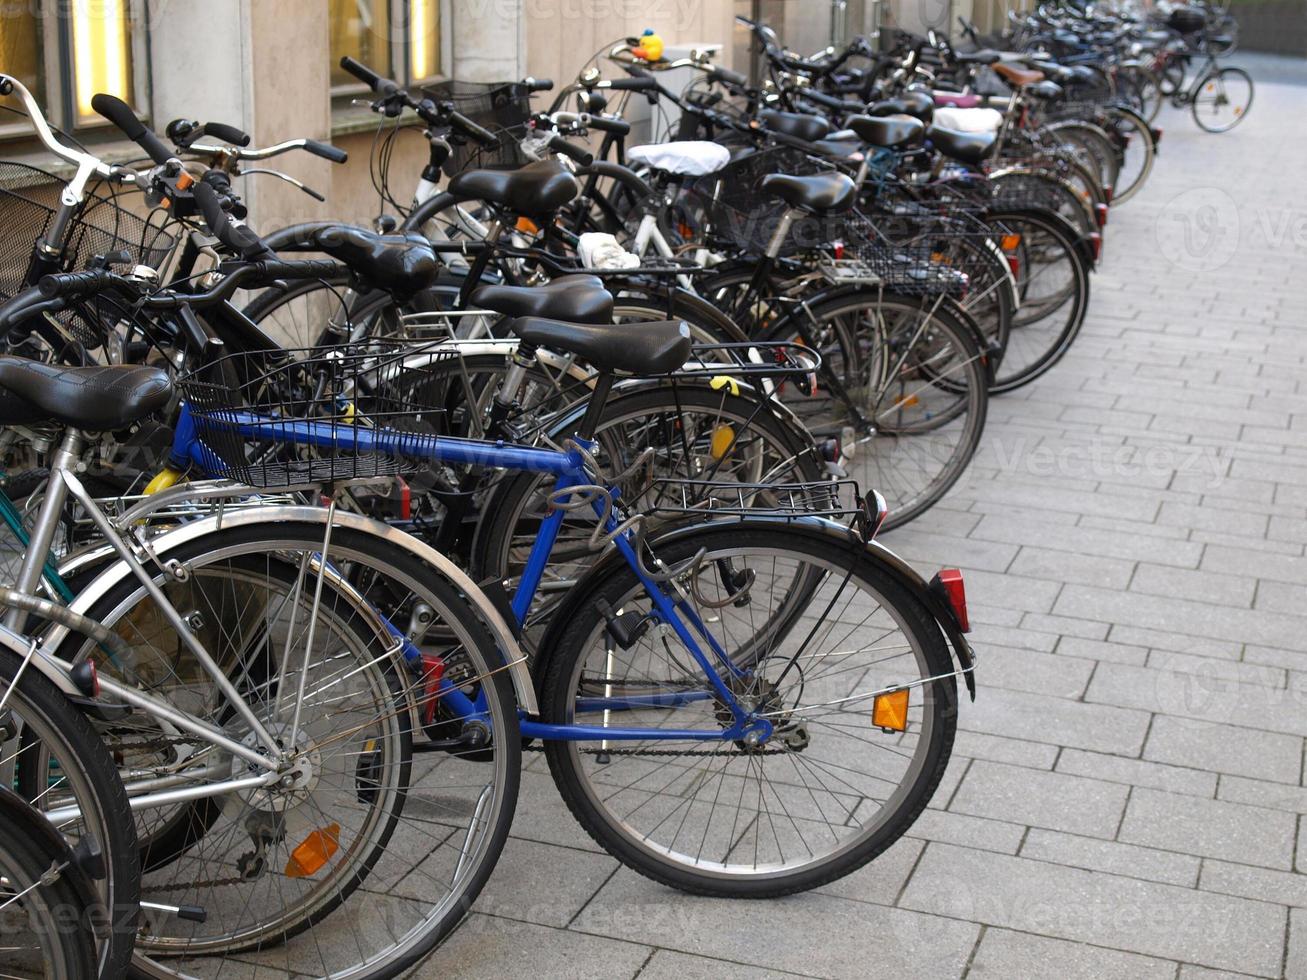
[628,141,731,176]
[932,107,1004,134]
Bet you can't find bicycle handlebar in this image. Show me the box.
[36,258,349,311]
[339,55,400,96]
[91,93,174,166]
[546,134,594,165]
[0,75,140,186]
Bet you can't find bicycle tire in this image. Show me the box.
[56,521,520,980]
[759,288,988,530]
[1191,66,1253,133]
[0,645,141,977]
[984,208,1091,393]
[0,787,99,979]
[538,521,959,897]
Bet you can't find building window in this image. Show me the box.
[1,0,146,140]
[329,0,444,93]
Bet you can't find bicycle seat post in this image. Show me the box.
[575,370,615,442]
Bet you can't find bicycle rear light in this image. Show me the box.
[931,568,970,633]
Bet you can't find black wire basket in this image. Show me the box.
[0,161,176,349]
[823,210,973,297]
[685,143,841,256]
[178,343,461,489]
[422,79,537,176]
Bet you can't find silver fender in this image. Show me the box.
[0,622,82,697]
[47,505,539,715]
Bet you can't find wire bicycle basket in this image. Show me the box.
[421,79,538,175]
[178,342,461,489]
[821,210,973,297]
[0,161,177,349]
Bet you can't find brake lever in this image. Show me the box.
[240,168,326,202]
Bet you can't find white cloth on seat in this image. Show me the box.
[577,232,640,270]
[628,141,731,176]
[931,106,1004,134]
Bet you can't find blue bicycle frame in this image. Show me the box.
[167,403,772,746]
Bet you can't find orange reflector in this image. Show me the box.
[894,394,920,409]
[515,216,539,234]
[710,423,736,460]
[285,823,340,878]
[872,689,910,732]
[1000,233,1021,251]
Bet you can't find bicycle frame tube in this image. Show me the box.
[170,408,769,743]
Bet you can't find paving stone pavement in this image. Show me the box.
[419,55,1307,979]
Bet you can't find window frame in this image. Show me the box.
[329,0,452,100]
[0,0,150,146]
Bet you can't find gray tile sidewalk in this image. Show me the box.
[421,55,1307,979]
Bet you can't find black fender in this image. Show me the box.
[0,785,107,929]
[532,516,975,699]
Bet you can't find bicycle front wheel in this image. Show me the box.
[538,522,960,896]
[56,520,520,980]
[1192,67,1253,133]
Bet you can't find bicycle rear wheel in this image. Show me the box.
[761,290,989,529]
[985,209,1091,393]
[538,522,960,896]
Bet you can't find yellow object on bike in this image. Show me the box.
[709,375,740,397]
[143,467,184,495]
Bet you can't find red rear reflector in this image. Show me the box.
[833,241,845,260]
[1006,254,1020,279]
[398,478,412,521]
[936,569,970,632]
[1089,232,1103,262]
[1103,184,1113,205]
[1095,203,1108,228]
[420,654,445,725]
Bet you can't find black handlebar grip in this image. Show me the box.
[585,116,631,136]
[339,56,399,96]
[38,269,116,300]
[601,76,658,92]
[0,77,13,97]
[547,135,594,166]
[202,121,252,147]
[526,77,555,92]
[709,66,749,88]
[304,140,349,163]
[193,177,272,260]
[90,93,173,165]
[448,110,499,148]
